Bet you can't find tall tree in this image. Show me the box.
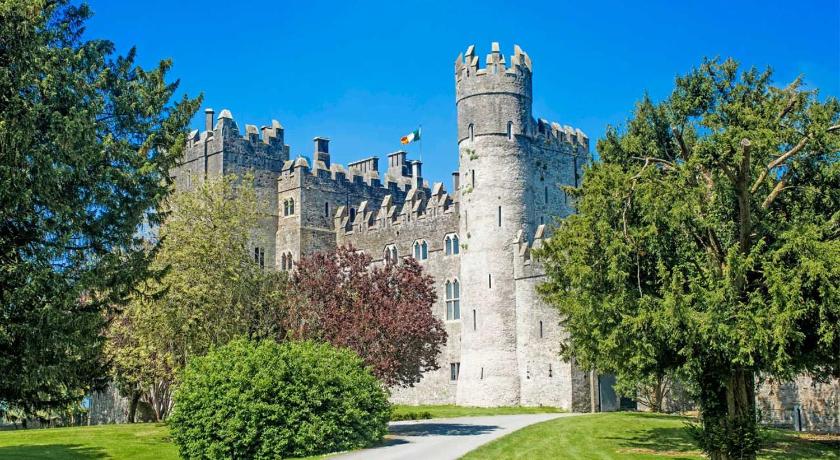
[290,247,448,388]
[107,175,287,421]
[537,59,839,459]
[0,1,200,413]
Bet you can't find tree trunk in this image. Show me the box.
[700,368,759,460]
[652,374,665,413]
[127,390,141,423]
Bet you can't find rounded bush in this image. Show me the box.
[169,339,390,459]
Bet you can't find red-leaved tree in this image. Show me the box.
[288,246,447,387]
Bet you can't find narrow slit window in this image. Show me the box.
[498,206,502,227]
[473,309,477,331]
[325,202,330,217]
[539,320,544,338]
[544,186,548,203]
[450,362,460,381]
[468,124,474,143]
[488,273,492,289]
[549,364,553,378]
[507,121,513,140]
[481,367,484,379]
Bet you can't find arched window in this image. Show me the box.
[507,121,513,141]
[281,252,293,271]
[444,234,460,256]
[283,198,295,217]
[413,240,428,260]
[468,123,474,143]
[445,279,460,320]
[384,244,397,265]
[349,207,356,222]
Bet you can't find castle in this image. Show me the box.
[166,42,838,429]
[172,42,594,410]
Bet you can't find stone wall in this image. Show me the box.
[758,376,839,432]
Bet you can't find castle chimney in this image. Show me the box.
[313,137,330,168]
[205,108,214,132]
[452,171,460,191]
[411,160,422,189]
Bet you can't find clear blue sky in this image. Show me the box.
[83,0,839,185]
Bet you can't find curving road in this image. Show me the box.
[332,413,581,460]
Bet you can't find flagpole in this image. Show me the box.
[419,124,423,163]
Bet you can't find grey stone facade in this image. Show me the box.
[169,42,594,409]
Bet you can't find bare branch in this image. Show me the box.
[750,135,809,193]
[777,76,802,120]
[761,168,792,209]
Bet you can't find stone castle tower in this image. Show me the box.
[171,42,594,410]
[455,43,535,405]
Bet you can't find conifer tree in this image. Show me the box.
[0,1,200,412]
[537,58,839,459]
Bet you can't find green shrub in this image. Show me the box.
[390,410,433,421]
[169,339,390,459]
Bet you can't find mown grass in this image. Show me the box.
[390,404,565,420]
[462,412,840,460]
[0,423,177,459]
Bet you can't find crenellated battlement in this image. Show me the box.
[455,42,532,82]
[278,145,434,196]
[333,180,457,236]
[533,118,590,151]
[513,224,549,280]
[455,42,533,105]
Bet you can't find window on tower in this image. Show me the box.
[468,124,474,143]
[413,240,428,260]
[445,279,460,320]
[507,121,513,140]
[444,233,459,256]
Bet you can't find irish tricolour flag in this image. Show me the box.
[401,128,421,144]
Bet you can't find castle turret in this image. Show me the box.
[455,42,534,406]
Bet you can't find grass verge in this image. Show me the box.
[461,412,840,460]
[390,404,565,421]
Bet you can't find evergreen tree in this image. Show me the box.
[0,1,200,413]
[537,58,839,459]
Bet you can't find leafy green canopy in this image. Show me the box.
[536,58,838,456]
[169,339,390,460]
[0,1,200,412]
[107,176,286,420]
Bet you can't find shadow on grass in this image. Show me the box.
[389,423,499,437]
[603,425,700,460]
[0,444,108,459]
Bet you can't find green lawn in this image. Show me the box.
[0,423,177,460]
[463,412,840,460]
[390,404,564,420]
[2,411,836,460]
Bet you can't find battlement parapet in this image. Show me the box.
[533,118,590,152]
[455,42,532,102]
[333,180,457,236]
[513,225,549,279]
[279,149,436,196]
[185,109,286,149]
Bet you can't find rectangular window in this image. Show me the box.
[450,362,460,381]
[539,320,543,338]
[259,249,265,270]
[544,186,548,203]
[498,206,502,227]
[473,309,477,331]
[488,274,492,289]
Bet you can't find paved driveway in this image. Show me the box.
[332,413,580,460]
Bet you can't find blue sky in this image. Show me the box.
[84,0,839,185]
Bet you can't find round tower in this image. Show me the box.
[455,42,534,406]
